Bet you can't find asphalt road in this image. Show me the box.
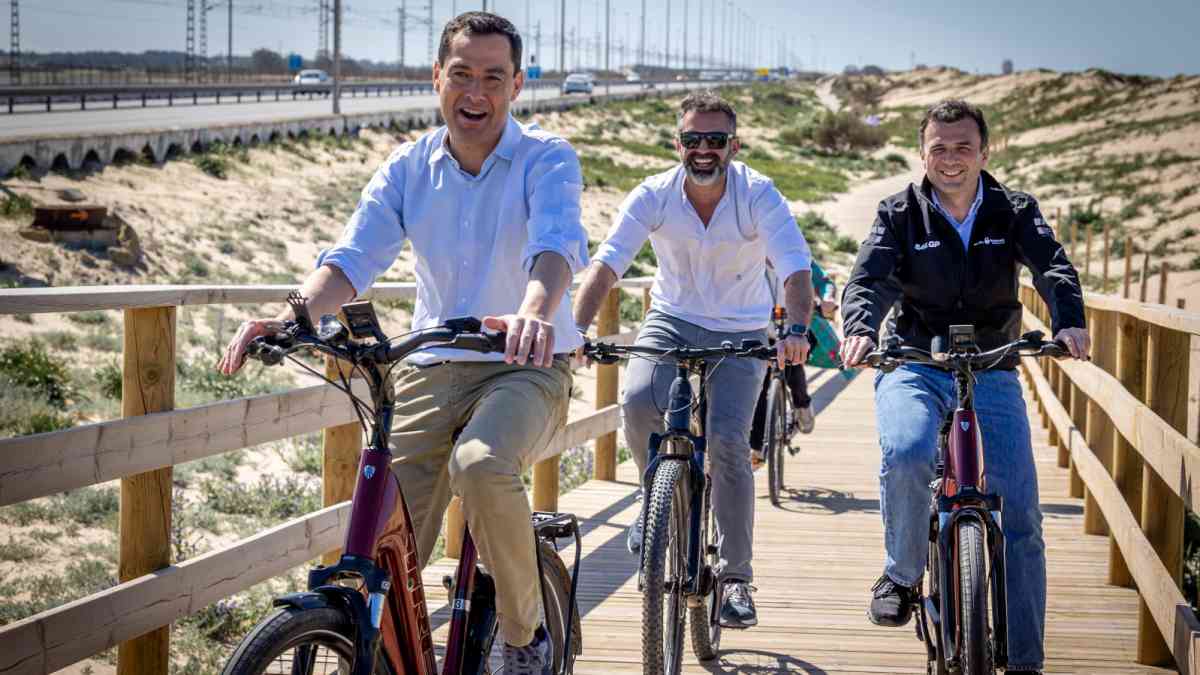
[2,82,688,140]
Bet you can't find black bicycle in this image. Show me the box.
[760,305,799,507]
[865,326,1066,675]
[584,339,774,675]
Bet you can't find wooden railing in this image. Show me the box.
[0,278,652,675]
[1018,280,1200,673]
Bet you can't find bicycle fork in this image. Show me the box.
[916,496,1010,672]
[637,432,708,598]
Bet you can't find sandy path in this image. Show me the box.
[813,147,924,242]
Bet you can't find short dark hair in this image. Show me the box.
[437,12,523,74]
[678,91,737,134]
[918,99,989,150]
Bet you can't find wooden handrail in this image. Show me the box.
[0,278,656,315]
[1018,279,1200,336]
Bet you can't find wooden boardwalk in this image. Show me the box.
[423,368,1176,674]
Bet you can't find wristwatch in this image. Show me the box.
[786,323,808,338]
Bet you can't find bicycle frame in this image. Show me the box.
[917,366,1010,673]
[637,358,714,602]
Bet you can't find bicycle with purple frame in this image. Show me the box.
[864,325,1066,675]
[221,293,582,675]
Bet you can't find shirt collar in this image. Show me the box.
[931,175,984,226]
[428,115,520,168]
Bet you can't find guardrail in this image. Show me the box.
[0,78,693,115]
[0,278,651,674]
[1018,280,1200,672]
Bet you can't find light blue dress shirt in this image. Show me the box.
[931,176,984,250]
[317,116,589,363]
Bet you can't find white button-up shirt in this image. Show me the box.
[593,162,812,332]
[317,116,589,363]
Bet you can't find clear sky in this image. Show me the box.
[18,0,1200,77]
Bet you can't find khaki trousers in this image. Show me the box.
[387,358,570,646]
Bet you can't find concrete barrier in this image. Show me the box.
[0,86,696,175]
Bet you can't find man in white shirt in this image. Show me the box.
[573,91,814,629]
[217,13,587,674]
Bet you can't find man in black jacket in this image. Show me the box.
[839,99,1090,675]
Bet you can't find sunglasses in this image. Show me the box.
[679,131,733,150]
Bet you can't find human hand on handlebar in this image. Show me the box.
[483,314,556,368]
[777,334,810,370]
[217,318,287,376]
[839,335,877,369]
[1054,327,1091,360]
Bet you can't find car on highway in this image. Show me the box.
[292,69,330,94]
[561,72,595,95]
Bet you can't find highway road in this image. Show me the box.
[2,82,692,140]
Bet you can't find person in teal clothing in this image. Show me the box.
[749,259,838,456]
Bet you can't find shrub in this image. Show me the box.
[66,310,110,326]
[201,475,321,520]
[0,383,73,437]
[0,192,34,218]
[884,152,910,169]
[95,360,122,400]
[0,341,73,407]
[788,111,887,153]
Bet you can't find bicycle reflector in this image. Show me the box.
[772,305,787,322]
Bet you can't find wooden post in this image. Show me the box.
[533,456,560,512]
[642,285,652,319]
[1139,252,1150,303]
[1108,311,1145,587]
[1157,261,1169,306]
[1069,209,1078,260]
[1054,365,1070,468]
[1082,309,1114,536]
[1084,221,1093,285]
[1045,360,1059,447]
[1054,206,1061,238]
[118,307,176,675]
[1068,380,1085,499]
[594,287,621,480]
[322,355,361,565]
[1123,237,1133,299]
[445,496,465,559]
[1101,219,1110,290]
[1136,322,1190,667]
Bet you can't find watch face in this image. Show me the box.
[789,323,807,336]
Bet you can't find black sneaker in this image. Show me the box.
[502,624,552,675]
[1006,671,1042,675]
[867,574,917,627]
[719,581,758,628]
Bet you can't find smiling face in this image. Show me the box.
[674,110,739,188]
[921,117,989,199]
[433,30,524,158]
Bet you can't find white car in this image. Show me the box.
[562,73,595,95]
[292,69,330,94]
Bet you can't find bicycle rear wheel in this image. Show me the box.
[538,539,582,674]
[957,519,994,675]
[641,458,688,675]
[765,377,788,506]
[221,605,387,675]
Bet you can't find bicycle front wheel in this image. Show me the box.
[221,605,386,675]
[765,376,788,507]
[641,458,689,675]
[957,519,994,675]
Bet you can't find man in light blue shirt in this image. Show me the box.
[218,13,586,673]
[931,175,984,249]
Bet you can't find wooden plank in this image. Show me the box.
[1110,311,1145,587]
[117,306,175,675]
[0,278,656,316]
[1189,334,1200,445]
[1020,280,1200,337]
[593,289,620,481]
[0,383,360,506]
[0,503,351,675]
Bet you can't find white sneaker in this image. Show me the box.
[797,405,815,434]
[627,490,644,554]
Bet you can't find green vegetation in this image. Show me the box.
[0,192,34,218]
[192,141,249,179]
[783,110,888,154]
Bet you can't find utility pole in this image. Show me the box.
[318,0,329,59]
[427,0,434,66]
[398,2,405,78]
[639,0,645,69]
[8,0,17,85]
[332,0,341,114]
[185,0,195,82]
[697,0,702,72]
[525,0,531,67]
[227,0,233,82]
[682,0,687,72]
[604,0,610,94]
[558,0,565,74]
[664,0,670,69]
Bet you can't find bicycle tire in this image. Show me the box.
[538,539,582,674]
[927,537,950,675]
[688,485,721,661]
[765,377,788,506]
[641,458,688,675]
[221,605,388,675]
[957,519,994,675]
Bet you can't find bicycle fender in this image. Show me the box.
[275,587,382,675]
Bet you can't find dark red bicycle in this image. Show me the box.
[865,326,1065,675]
[221,293,582,675]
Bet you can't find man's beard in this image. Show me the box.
[684,152,727,186]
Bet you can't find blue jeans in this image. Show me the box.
[875,364,1045,671]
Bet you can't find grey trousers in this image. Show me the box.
[622,310,768,582]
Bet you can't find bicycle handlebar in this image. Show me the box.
[863,332,1069,374]
[582,339,777,365]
